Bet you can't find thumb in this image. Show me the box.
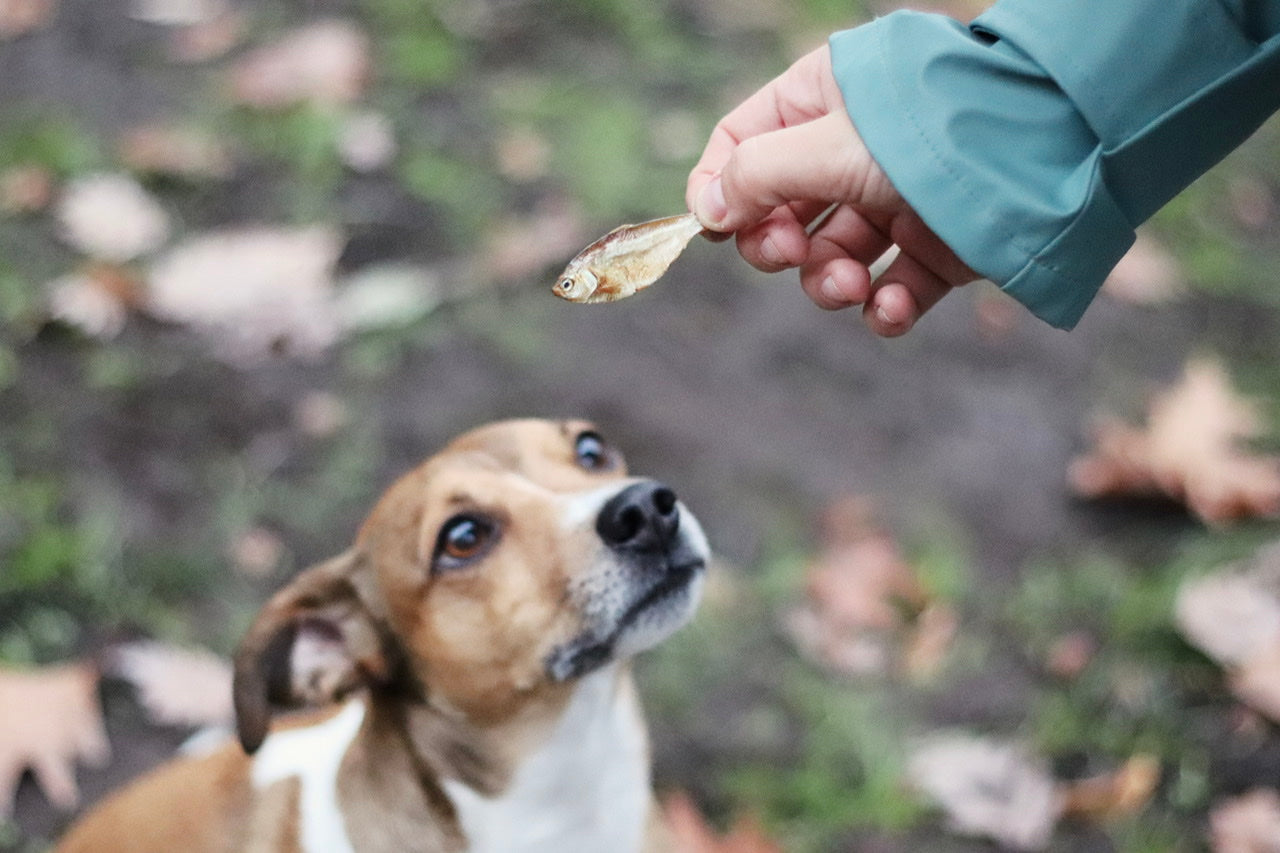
[694,111,901,233]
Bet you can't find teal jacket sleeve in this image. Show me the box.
[829,0,1280,329]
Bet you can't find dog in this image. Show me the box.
[55,418,709,852]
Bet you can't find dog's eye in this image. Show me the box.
[433,515,495,571]
[573,431,613,471]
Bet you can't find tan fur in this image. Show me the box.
[57,419,694,853]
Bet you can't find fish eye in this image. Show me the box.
[573,431,614,472]
[433,514,497,572]
[558,279,574,292]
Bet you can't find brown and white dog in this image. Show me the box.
[56,419,708,853]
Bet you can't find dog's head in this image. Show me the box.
[232,419,707,753]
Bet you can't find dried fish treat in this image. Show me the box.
[553,212,704,303]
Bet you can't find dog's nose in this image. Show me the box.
[596,481,680,552]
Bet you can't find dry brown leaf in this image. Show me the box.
[783,496,952,679]
[1231,647,1280,725]
[108,641,233,729]
[1060,754,1160,821]
[228,526,285,578]
[495,126,552,183]
[1068,357,1280,525]
[1102,230,1184,305]
[483,197,586,282]
[1211,789,1280,853]
[663,791,783,853]
[1176,543,1280,724]
[145,225,343,365]
[1177,546,1280,669]
[56,173,171,262]
[118,124,234,180]
[166,5,244,62]
[908,733,1064,851]
[0,0,55,38]
[227,20,370,109]
[0,164,53,213]
[0,663,108,815]
[46,264,144,339]
[902,603,959,680]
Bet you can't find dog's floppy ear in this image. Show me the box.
[232,549,392,754]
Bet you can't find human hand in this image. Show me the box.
[686,45,978,337]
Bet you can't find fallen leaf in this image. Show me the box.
[229,526,285,578]
[663,791,783,853]
[782,496,950,679]
[1060,754,1160,821]
[56,173,171,263]
[46,264,143,339]
[128,0,225,26]
[227,20,370,109]
[0,164,54,213]
[1068,357,1280,525]
[145,226,343,365]
[338,110,397,173]
[1176,543,1280,725]
[118,124,234,180]
[335,262,441,332]
[1210,789,1280,853]
[907,733,1064,851]
[166,4,244,62]
[1231,647,1280,724]
[0,663,108,815]
[495,126,551,183]
[902,603,959,679]
[108,641,233,729]
[0,0,55,39]
[482,197,586,282]
[1102,230,1184,305]
[1176,545,1280,668]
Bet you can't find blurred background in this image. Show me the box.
[2,0,1280,850]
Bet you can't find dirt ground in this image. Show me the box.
[4,0,1280,851]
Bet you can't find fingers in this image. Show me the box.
[686,46,842,213]
[863,250,955,337]
[797,204,891,308]
[734,200,829,271]
[694,112,885,233]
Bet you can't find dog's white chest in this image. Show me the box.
[444,667,652,853]
[250,700,365,853]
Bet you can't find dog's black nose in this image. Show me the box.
[596,481,680,552]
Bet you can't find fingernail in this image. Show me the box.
[761,236,783,267]
[875,302,914,333]
[820,276,846,304]
[695,176,728,228]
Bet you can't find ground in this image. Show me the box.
[3,0,1280,851]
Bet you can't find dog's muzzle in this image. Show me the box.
[546,479,707,682]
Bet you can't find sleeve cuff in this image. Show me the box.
[829,14,1133,329]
